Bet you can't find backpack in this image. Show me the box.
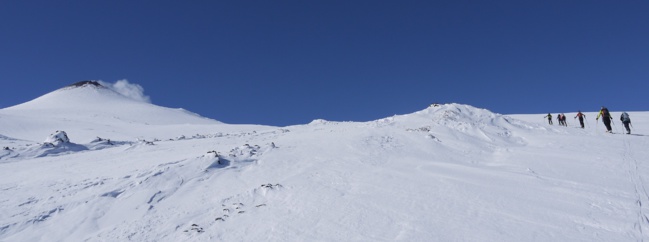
[602,108,610,118]
[622,112,630,122]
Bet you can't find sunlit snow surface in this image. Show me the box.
[1,85,648,241]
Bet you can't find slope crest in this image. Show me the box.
[397,103,536,145]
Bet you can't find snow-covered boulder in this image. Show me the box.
[44,130,70,146]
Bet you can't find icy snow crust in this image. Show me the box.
[1,86,649,241]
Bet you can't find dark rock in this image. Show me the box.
[66,80,103,88]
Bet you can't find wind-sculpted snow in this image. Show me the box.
[2,95,649,241]
[30,142,88,158]
[0,135,20,160]
[0,132,136,161]
[0,134,18,141]
[87,137,132,150]
[0,128,290,162]
[406,104,530,145]
[1,131,87,160]
[0,139,279,241]
[0,148,17,160]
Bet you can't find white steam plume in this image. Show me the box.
[99,79,151,103]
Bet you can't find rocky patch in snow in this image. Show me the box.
[65,80,103,88]
[225,143,277,163]
[0,132,134,161]
[183,183,284,236]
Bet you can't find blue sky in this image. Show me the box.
[1,1,647,126]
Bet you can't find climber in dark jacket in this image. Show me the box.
[620,112,631,134]
[574,111,586,128]
[544,113,553,125]
[596,106,613,133]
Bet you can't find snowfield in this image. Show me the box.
[1,83,648,241]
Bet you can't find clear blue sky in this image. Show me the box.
[1,1,647,126]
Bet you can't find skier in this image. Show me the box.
[620,112,632,134]
[544,113,553,125]
[560,113,567,126]
[596,106,613,133]
[574,111,586,128]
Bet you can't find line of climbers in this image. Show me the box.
[544,107,632,134]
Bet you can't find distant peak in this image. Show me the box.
[66,80,104,88]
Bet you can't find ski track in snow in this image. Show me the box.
[622,135,649,240]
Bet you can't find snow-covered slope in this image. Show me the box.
[1,85,648,241]
[0,81,266,142]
